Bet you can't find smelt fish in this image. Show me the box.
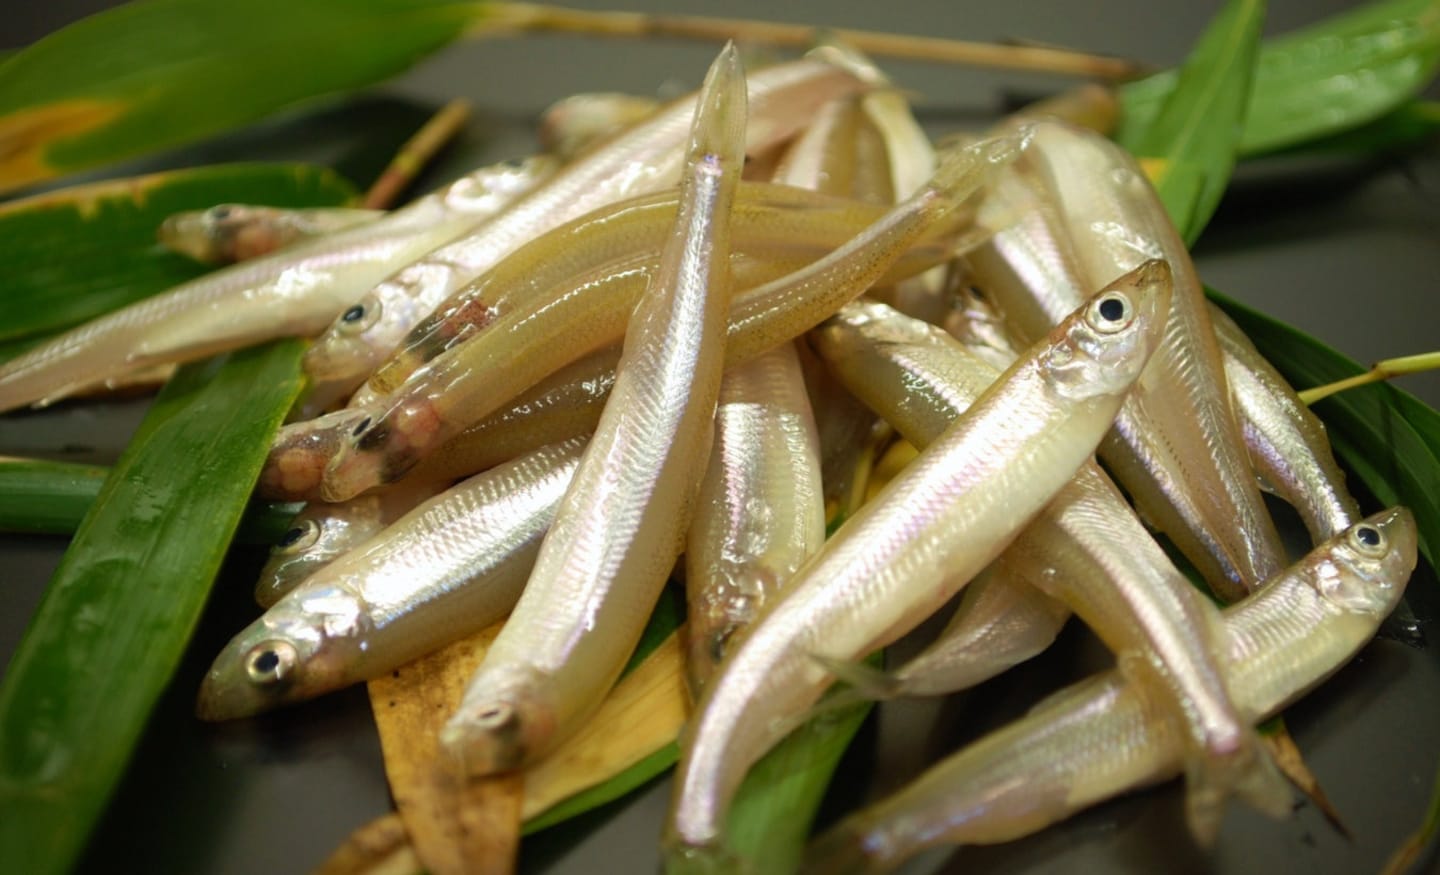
[665,261,1171,862]
[1210,305,1360,542]
[364,183,900,400]
[804,508,1417,874]
[439,45,746,774]
[253,474,449,608]
[159,204,385,264]
[538,92,663,161]
[300,52,870,412]
[0,156,553,414]
[319,133,1018,501]
[968,120,1285,601]
[196,438,585,721]
[685,342,825,694]
[812,299,1289,838]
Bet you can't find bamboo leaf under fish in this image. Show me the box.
[0,457,299,544]
[0,162,356,344]
[0,339,306,875]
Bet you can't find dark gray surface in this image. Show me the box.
[2,1,1440,873]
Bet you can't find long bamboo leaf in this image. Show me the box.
[1121,0,1440,157]
[725,701,872,874]
[0,162,355,343]
[1120,0,1264,243]
[0,0,483,194]
[0,339,306,875]
[0,457,299,544]
[1278,99,1440,155]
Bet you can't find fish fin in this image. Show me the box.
[1262,723,1351,838]
[810,653,902,702]
[1181,729,1293,845]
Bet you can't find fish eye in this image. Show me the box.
[1349,523,1387,557]
[245,640,298,685]
[275,518,321,554]
[339,298,382,335]
[1086,292,1134,334]
[352,416,372,438]
[208,205,235,221]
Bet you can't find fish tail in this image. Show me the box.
[1181,732,1292,844]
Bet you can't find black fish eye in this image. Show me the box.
[352,416,372,437]
[278,526,305,547]
[1356,525,1381,547]
[341,305,366,323]
[209,205,233,220]
[1098,296,1126,322]
[245,640,297,685]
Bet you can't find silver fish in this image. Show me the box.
[253,473,449,608]
[812,299,1288,839]
[439,44,747,774]
[685,342,825,694]
[968,120,1286,601]
[666,261,1171,862]
[300,51,870,413]
[196,438,585,721]
[1211,305,1360,542]
[0,156,553,414]
[159,204,385,264]
[804,508,1416,874]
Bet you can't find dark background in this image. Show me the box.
[2,1,1438,873]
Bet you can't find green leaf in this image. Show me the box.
[0,0,486,194]
[1209,290,1440,569]
[725,700,873,874]
[1278,98,1440,155]
[0,162,356,344]
[0,339,306,875]
[0,457,299,544]
[524,742,679,835]
[1122,0,1440,157]
[1119,0,1265,243]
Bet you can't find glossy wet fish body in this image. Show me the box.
[159,204,385,264]
[300,54,871,412]
[685,342,825,693]
[439,46,747,775]
[1210,305,1360,542]
[666,262,1171,859]
[812,298,1286,837]
[196,438,586,721]
[254,473,450,608]
[968,121,1285,601]
[803,508,1416,875]
[538,92,663,160]
[0,154,567,415]
[321,134,1019,501]
[366,182,903,399]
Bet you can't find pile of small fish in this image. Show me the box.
[0,41,1417,875]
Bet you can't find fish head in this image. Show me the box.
[299,292,390,415]
[254,498,383,608]
[1312,507,1417,617]
[1041,258,1172,401]
[196,584,372,721]
[308,292,385,378]
[257,407,374,501]
[158,204,275,263]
